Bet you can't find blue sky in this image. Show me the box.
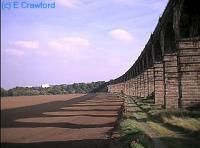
[1,0,168,89]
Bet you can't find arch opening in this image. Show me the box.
[164,21,176,53]
[144,55,147,70]
[147,49,153,67]
[180,0,200,38]
[154,40,163,61]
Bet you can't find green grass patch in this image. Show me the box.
[119,94,200,148]
[148,121,177,137]
[162,116,200,134]
[119,119,153,148]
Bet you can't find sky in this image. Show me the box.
[1,0,168,89]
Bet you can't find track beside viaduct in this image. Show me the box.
[107,0,200,109]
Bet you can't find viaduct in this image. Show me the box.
[107,0,200,109]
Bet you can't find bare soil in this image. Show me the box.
[1,93,123,148]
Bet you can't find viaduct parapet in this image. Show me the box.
[107,0,200,109]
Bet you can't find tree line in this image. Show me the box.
[1,81,106,97]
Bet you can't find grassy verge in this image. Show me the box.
[117,95,153,148]
[134,97,200,147]
[119,119,153,148]
[114,94,200,148]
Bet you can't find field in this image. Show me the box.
[1,93,123,148]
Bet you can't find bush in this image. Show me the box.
[7,87,40,96]
[1,88,8,97]
[4,81,106,96]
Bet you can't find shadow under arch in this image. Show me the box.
[180,0,200,38]
[153,39,163,62]
[164,20,176,53]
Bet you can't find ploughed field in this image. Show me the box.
[1,93,123,148]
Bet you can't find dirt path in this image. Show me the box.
[1,93,123,148]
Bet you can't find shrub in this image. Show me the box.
[1,88,8,97]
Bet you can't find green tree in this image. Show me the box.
[1,88,8,97]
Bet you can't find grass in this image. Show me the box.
[146,107,200,148]
[119,119,153,148]
[120,119,141,136]
[146,118,199,148]
[118,94,200,148]
[147,110,200,136]
[162,116,200,132]
[147,121,177,137]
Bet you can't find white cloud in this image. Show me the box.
[49,37,91,58]
[63,37,90,46]
[56,0,81,8]
[4,40,47,56]
[49,37,90,50]
[109,29,134,42]
[12,41,39,49]
[4,37,91,58]
[4,48,24,57]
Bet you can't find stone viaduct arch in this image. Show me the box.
[107,0,200,109]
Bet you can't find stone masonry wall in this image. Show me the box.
[147,68,154,95]
[144,70,149,97]
[178,38,200,108]
[154,62,164,105]
[163,54,179,109]
[140,73,144,98]
[107,38,200,109]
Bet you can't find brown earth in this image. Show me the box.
[1,93,122,148]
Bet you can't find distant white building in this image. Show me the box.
[41,83,50,88]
